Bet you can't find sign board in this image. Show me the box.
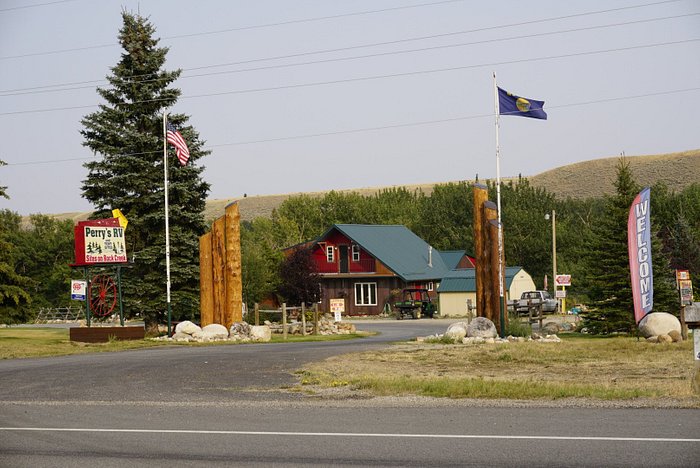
[555,290,567,299]
[70,280,87,301]
[555,274,571,286]
[72,218,128,266]
[330,298,344,322]
[676,270,690,282]
[679,280,693,306]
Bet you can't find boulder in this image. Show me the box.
[638,312,681,338]
[668,330,683,342]
[445,321,469,341]
[201,323,229,339]
[657,334,673,344]
[467,317,497,338]
[646,336,658,343]
[175,320,201,335]
[250,325,271,342]
[172,332,191,342]
[541,322,561,334]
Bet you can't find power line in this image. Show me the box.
[0,0,466,60]
[3,12,696,98]
[0,0,77,12]
[0,0,688,93]
[3,86,699,167]
[1,38,696,116]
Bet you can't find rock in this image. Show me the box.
[484,337,495,344]
[172,332,190,341]
[668,330,683,342]
[638,312,681,338]
[531,333,542,340]
[646,336,658,343]
[201,323,229,339]
[229,322,252,338]
[175,320,201,335]
[445,321,469,341]
[559,322,575,332]
[541,322,561,334]
[250,325,271,342]
[466,317,497,338]
[657,334,673,344]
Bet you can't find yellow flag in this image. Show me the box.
[112,209,128,231]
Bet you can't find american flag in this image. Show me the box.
[166,123,190,166]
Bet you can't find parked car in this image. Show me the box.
[394,288,437,320]
[516,290,558,314]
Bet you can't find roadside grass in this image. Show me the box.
[0,328,373,359]
[300,334,699,404]
[0,328,163,359]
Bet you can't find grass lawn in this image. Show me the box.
[298,333,700,405]
[0,327,371,359]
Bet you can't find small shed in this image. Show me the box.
[438,267,536,317]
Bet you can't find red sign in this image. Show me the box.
[555,274,571,286]
[72,218,128,266]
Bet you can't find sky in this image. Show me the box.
[0,0,698,215]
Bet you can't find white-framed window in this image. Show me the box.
[354,282,377,306]
[427,281,434,292]
[352,244,360,262]
[326,246,334,262]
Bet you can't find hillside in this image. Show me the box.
[49,149,699,224]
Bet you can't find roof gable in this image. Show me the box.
[438,267,524,293]
[323,224,449,281]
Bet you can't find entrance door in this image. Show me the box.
[339,245,349,273]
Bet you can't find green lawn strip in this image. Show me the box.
[351,375,658,400]
[0,328,372,359]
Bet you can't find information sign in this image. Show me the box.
[71,280,87,301]
[555,274,571,286]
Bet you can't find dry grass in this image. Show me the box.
[42,149,699,225]
[299,335,699,404]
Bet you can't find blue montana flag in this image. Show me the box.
[498,87,547,120]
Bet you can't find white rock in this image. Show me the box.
[638,312,681,338]
[445,321,469,341]
[201,323,229,339]
[175,320,201,335]
[172,332,190,341]
[467,317,497,338]
[250,325,271,342]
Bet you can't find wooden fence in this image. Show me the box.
[253,303,321,339]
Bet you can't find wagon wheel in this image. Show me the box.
[88,274,117,318]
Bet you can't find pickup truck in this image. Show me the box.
[516,290,558,314]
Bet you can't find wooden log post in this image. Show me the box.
[211,216,226,326]
[313,303,319,335]
[199,232,214,327]
[488,219,501,330]
[282,302,288,340]
[301,303,307,336]
[254,303,260,326]
[482,201,498,321]
[472,184,488,319]
[224,202,243,328]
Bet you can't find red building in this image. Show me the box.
[287,224,473,316]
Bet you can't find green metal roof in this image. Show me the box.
[438,250,466,270]
[329,224,449,282]
[437,267,523,293]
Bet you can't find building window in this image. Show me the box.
[352,244,360,262]
[427,281,434,292]
[354,282,377,306]
[326,246,334,262]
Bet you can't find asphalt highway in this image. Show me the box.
[1,320,698,467]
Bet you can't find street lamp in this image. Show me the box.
[545,210,557,306]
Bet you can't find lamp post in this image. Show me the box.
[545,210,557,309]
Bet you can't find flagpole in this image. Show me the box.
[163,111,172,337]
[493,72,505,338]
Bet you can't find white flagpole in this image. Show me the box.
[493,72,505,337]
[163,112,172,336]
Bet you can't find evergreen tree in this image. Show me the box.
[81,12,209,330]
[581,159,677,333]
[0,210,32,324]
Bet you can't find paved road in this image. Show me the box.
[1,320,699,467]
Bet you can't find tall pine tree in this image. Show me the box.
[81,12,209,330]
[581,159,677,333]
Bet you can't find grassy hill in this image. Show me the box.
[50,149,699,224]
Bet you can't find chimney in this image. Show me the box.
[428,246,433,268]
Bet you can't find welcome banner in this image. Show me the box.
[628,187,653,323]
